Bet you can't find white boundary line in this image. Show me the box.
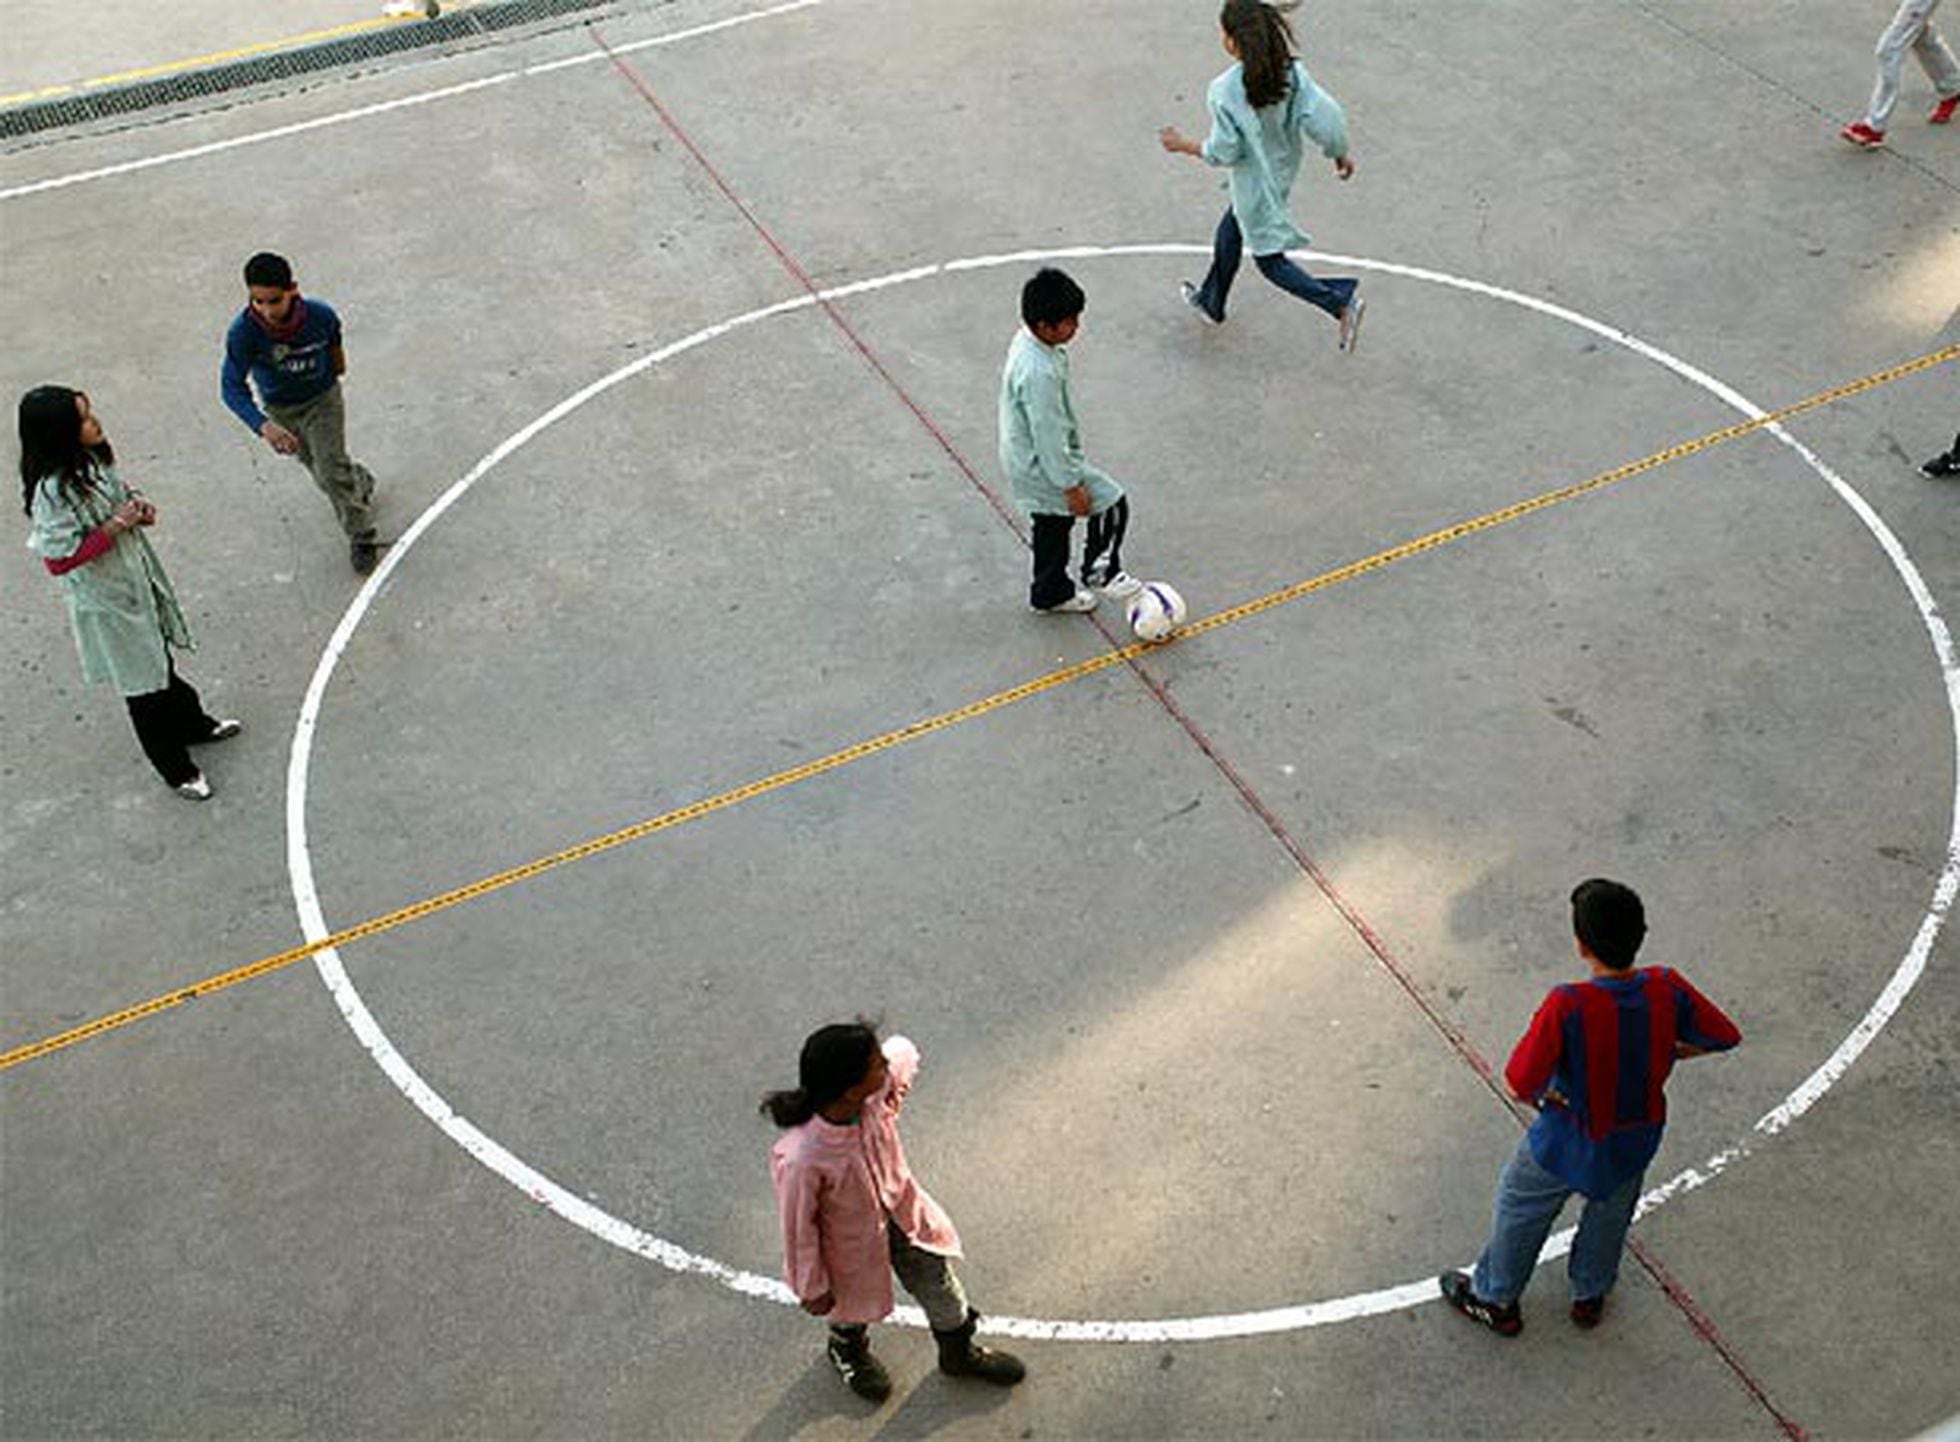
[288,246,1958,1343]
[0,0,825,202]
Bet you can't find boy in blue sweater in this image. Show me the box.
[221,252,382,574]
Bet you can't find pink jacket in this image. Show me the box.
[769,1035,962,1324]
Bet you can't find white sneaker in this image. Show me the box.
[1090,569,1144,599]
[1033,588,1098,614]
[1338,293,1367,354]
[175,772,212,801]
[1179,281,1221,326]
[200,718,244,743]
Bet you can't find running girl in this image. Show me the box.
[1160,0,1366,350]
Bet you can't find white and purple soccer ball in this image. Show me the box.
[1126,581,1188,642]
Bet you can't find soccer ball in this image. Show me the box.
[1127,582,1187,642]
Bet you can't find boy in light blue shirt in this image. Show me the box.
[997,269,1142,613]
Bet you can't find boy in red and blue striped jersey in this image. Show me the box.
[1441,878,1741,1336]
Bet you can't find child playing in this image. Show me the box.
[764,1022,1026,1403]
[21,385,241,800]
[220,252,385,575]
[1840,0,1960,148]
[1160,0,1364,350]
[997,267,1141,614]
[1441,879,1741,1336]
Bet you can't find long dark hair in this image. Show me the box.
[19,385,113,517]
[760,1021,881,1128]
[1221,0,1298,109]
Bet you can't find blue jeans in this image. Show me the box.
[1470,1137,1643,1306]
[1190,207,1356,323]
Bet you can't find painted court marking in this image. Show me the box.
[7,339,1943,1075]
[0,0,825,201]
[287,245,1960,1343]
[0,7,458,108]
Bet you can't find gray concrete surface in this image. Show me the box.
[3,0,1957,1437]
[3,0,438,98]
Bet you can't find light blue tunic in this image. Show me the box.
[996,327,1124,518]
[27,464,193,696]
[1200,58,1350,256]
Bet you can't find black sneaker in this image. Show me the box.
[1439,1272,1522,1337]
[350,537,383,575]
[826,1329,892,1403]
[1570,1294,1606,1329]
[1920,449,1959,478]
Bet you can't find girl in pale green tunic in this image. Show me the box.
[1160,0,1365,351]
[20,386,239,800]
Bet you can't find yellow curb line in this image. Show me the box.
[0,6,461,108]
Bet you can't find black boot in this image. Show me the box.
[933,1309,1026,1385]
[826,1326,892,1403]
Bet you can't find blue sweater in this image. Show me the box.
[221,300,343,432]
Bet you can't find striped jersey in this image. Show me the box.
[1506,966,1741,1198]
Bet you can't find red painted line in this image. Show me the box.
[1629,1238,1810,1441]
[592,30,1803,1435]
[590,27,1025,539]
[1109,647,1519,1102]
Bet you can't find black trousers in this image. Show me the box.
[1029,496,1129,609]
[125,660,217,786]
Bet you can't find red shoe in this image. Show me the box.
[1840,121,1886,148]
[1932,95,1959,125]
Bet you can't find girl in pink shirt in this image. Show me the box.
[763,1022,1026,1403]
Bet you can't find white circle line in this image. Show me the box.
[287,244,1958,1344]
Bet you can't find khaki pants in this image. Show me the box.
[266,382,377,541]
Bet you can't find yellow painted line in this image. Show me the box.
[0,6,457,108]
[1177,344,1959,644]
[2,344,1952,1075]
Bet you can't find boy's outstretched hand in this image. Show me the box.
[1335,154,1356,180]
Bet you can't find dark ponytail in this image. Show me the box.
[1221,0,1298,109]
[760,1021,881,1128]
